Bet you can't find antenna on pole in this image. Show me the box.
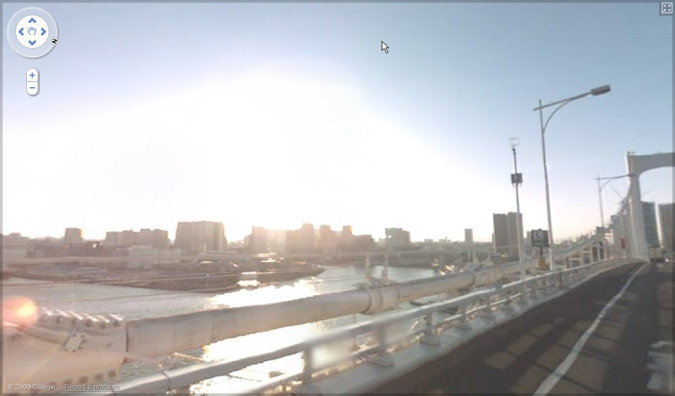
[509,137,525,282]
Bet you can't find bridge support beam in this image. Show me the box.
[625,152,675,261]
[627,174,648,260]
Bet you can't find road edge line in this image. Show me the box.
[534,262,648,395]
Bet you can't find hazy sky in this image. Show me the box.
[3,2,672,243]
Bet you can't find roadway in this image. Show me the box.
[373,261,673,394]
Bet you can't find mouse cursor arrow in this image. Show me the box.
[381,41,389,54]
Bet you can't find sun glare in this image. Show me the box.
[3,296,39,327]
[6,67,493,240]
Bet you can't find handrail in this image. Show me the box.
[109,258,633,394]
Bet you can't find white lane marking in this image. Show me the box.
[534,263,648,395]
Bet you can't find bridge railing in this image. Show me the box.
[548,195,629,262]
[108,257,633,394]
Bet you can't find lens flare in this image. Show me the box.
[3,296,39,327]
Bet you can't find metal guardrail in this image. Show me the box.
[553,230,607,259]
[109,258,635,394]
[0,255,545,389]
[547,197,628,262]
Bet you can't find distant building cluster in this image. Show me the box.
[2,220,229,259]
[2,228,99,258]
[247,223,375,254]
[6,201,669,263]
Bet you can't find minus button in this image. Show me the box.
[26,68,39,96]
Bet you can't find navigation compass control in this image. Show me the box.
[16,15,49,49]
[7,7,59,58]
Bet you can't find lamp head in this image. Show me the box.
[591,85,611,96]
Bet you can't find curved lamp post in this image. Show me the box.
[533,85,611,270]
[595,174,629,259]
[596,174,629,228]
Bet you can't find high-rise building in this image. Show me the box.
[64,228,83,244]
[117,230,137,248]
[493,215,508,254]
[249,226,269,253]
[137,229,153,246]
[319,225,335,244]
[352,235,375,251]
[267,229,287,253]
[285,230,298,254]
[642,202,660,248]
[297,223,315,253]
[493,212,523,258]
[174,221,227,254]
[152,229,169,249]
[137,228,170,249]
[385,228,411,248]
[465,228,474,262]
[659,203,674,251]
[317,225,337,253]
[285,223,316,254]
[464,229,473,244]
[103,232,120,247]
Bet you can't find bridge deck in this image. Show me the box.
[373,261,673,394]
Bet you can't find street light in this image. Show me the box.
[596,174,629,228]
[596,174,628,260]
[533,84,611,270]
[509,138,524,282]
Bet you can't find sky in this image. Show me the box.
[2,2,673,243]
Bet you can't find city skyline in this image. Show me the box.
[3,3,672,243]
[6,204,672,246]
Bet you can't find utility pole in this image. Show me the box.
[510,138,524,281]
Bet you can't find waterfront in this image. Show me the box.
[4,264,442,392]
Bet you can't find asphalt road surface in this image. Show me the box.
[374,261,673,394]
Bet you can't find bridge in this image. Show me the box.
[2,152,673,394]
